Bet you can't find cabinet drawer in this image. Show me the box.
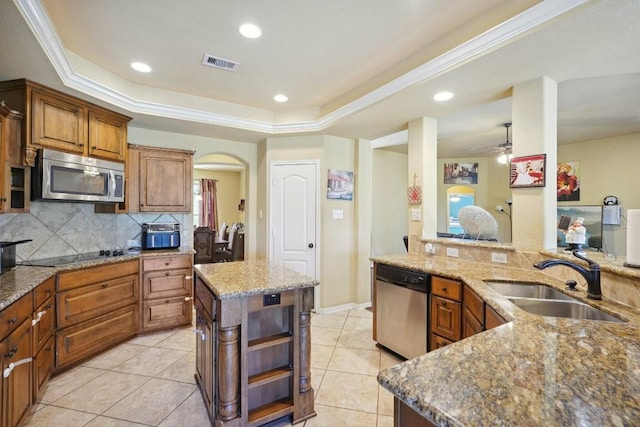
[142,254,193,271]
[56,303,138,370]
[430,333,454,351]
[32,296,55,352]
[142,297,192,331]
[57,259,139,291]
[0,292,33,340]
[431,296,461,342]
[463,285,484,324]
[143,268,192,299]
[33,335,54,403]
[34,276,55,309]
[431,276,462,301]
[195,276,215,319]
[57,274,138,328]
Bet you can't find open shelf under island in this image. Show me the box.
[194,260,319,426]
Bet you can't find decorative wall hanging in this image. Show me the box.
[327,169,354,200]
[407,173,422,205]
[509,154,546,188]
[444,162,478,184]
[557,161,580,201]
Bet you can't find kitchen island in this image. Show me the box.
[194,260,319,426]
[373,253,640,427]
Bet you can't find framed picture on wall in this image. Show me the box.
[444,162,478,184]
[557,161,580,201]
[327,169,354,200]
[509,154,546,188]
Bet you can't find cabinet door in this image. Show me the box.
[32,297,55,353]
[143,268,192,300]
[141,297,192,331]
[485,305,507,330]
[57,274,138,328]
[430,333,453,351]
[138,150,192,212]
[430,296,461,342]
[32,336,54,403]
[56,304,138,370]
[88,110,127,162]
[462,307,484,339]
[32,90,86,154]
[195,308,215,419]
[3,319,32,427]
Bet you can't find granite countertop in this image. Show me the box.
[0,247,195,310]
[373,253,640,427]
[195,259,319,299]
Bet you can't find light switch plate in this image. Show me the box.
[411,208,421,221]
[332,209,344,219]
[491,252,508,263]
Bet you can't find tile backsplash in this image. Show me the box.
[0,202,192,261]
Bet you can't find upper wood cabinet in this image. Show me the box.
[129,144,194,213]
[0,79,131,163]
[0,104,29,213]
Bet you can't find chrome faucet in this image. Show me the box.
[533,250,602,300]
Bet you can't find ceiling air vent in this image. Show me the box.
[201,54,239,72]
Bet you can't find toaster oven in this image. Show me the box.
[141,223,181,250]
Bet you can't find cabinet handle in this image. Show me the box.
[6,347,17,359]
[0,197,6,202]
[3,357,32,379]
[165,262,170,266]
[442,287,447,292]
[102,283,108,288]
[79,144,85,147]
[91,146,97,149]
[184,296,193,301]
[165,272,170,276]
[45,289,52,295]
[193,329,206,341]
[8,316,17,324]
[440,301,447,306]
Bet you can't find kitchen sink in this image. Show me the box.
[508,298,623,322]
[484,281,574,301]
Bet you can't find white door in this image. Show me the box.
[270,162,319,283]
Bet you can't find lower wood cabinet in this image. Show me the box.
[32,276,55,403]
[140,254,193,333]
[2,317,32,427]
[55,259,139,371]
[394,398,435,427]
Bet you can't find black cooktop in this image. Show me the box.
[18,250,128,267]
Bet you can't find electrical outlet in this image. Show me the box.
[491,252,508,264]
[411,208,421,221]
[446,247,458,257]
[425,243,435,254]
[126,240,138,248]
[332,209,344,219]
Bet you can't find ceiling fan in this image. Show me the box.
[496,123,512,164]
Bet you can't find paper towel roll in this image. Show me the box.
[626,209,640,267]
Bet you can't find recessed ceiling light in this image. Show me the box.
[433,91,454,102]
[239,23,262,39]
[274,94,288,103]
[130,62,152,73]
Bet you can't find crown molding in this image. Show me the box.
[14,0,588,137]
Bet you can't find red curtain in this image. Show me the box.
[199,179,219,230]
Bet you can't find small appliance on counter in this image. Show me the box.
[141,223,181,250]
[0,239,32,274]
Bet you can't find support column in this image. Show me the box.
[217,325,240,422]
[407,117,438,249]
[511,76,558,251]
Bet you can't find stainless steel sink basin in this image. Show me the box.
[484,281,574,301]
[508,298,623,322]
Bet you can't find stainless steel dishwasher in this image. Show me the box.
[375,263,429,359]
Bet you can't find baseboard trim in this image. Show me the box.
[315,301,371,315]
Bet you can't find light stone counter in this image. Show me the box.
[194,259,319,299]
[373,253,640,427]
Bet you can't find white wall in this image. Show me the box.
[371,149,408,255]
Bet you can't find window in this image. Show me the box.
[193,179,201,227]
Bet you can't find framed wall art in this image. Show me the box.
[509,154,546,188]
[444,162,478,184]
[557,161,580,201]
[327,169,354,200]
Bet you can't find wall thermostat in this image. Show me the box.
[603,195,619,205]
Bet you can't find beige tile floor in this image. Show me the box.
[23,308,402,427]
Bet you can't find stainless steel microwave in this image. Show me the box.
[32,149,125,203]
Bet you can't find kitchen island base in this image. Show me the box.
[194,271,316,426]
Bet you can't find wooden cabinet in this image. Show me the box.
[194,276,216,420]
[194,273,315,426]
[130,145,193,213]
[140,254,193,333]
[0,79,131,163]
[394,398,435,427]
[55,259,139,370]
[1,291,33,427]
[31,276,55,403]
[462,285,485,339]
[485,304,507,330]
[430,276,462,345]
[0,104,29,213]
